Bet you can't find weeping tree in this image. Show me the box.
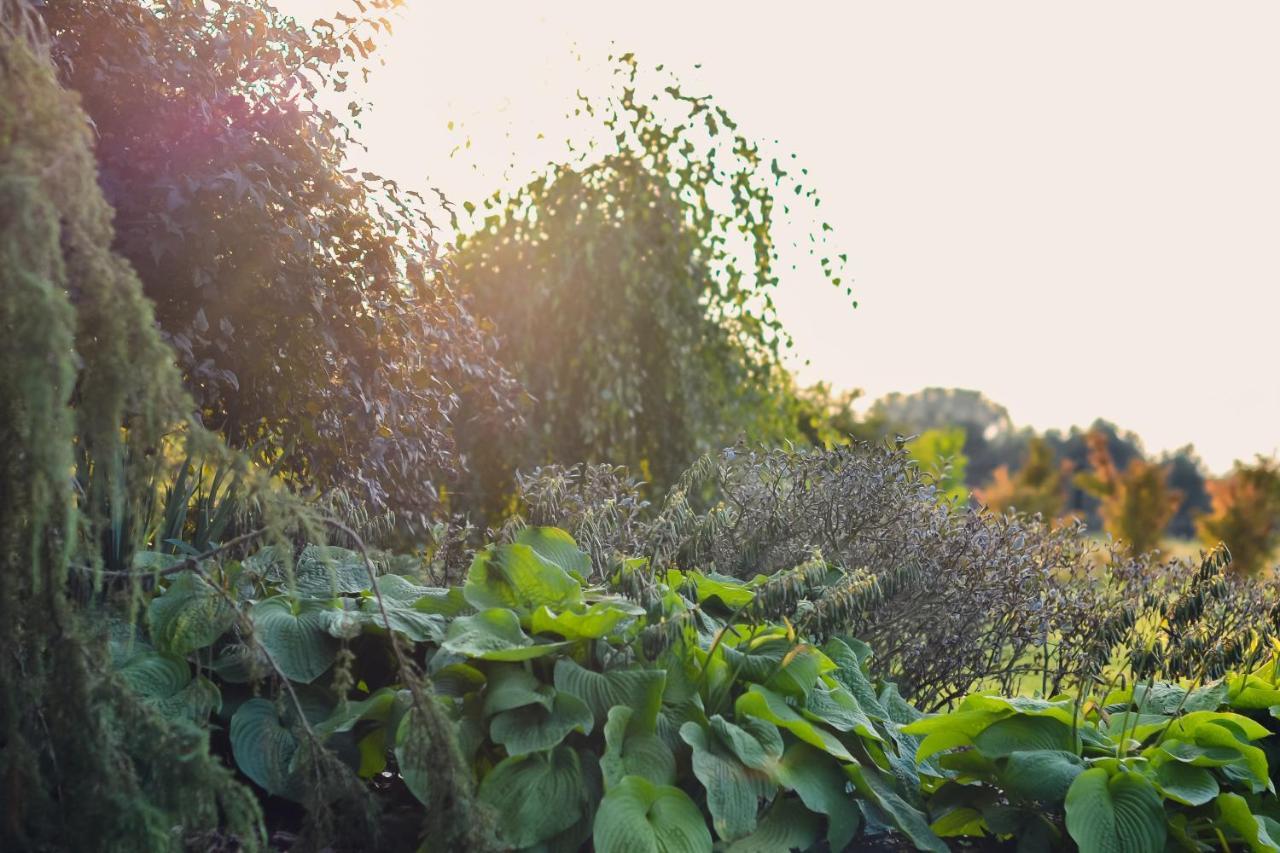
[0,5,488,849]
[453,55,852,515]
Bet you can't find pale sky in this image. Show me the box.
[280,1,1280,473]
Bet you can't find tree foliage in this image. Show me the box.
[453,55,850,510]
[977,436,1068,522]
[1198,457,1280,575]
[41,0,518,527]
[1075,429,1182,555]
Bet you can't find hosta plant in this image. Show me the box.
[906,662,1280,852]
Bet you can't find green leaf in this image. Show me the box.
[1154,761,1218,806]
[735,684,853,761]
[316,688,404,738]
[464,542,584,614]
[771,742,860,851]
[681,720,775,841]
[602,705,676,789]
[482,664,554,716]
[230,698,301,800]
[675,569,757,609]
[411,585,471,618]
[148,571,236,655]
[845,763,947,853]
[357,594,446,642]
[530,599,645,640]
[440,608,569,661]
[514,526,592,581]
[250,596,340,683]
[824,637,888,720]
[999,750,1084,804]
[1064,768,1166,853]
[973,715,1076,759]
[722,796,821,853]
[803,685,881,742]
[554,659,666,732]
[479,745,588,848]
[264,544,370,597]
[711,715,783,771]
[118,651,190,700]
[490,690,594,756]
[592,775,712,853]
[1216,793,1280,852]
[1229,674,1280,711]
[1133,680,1229,714]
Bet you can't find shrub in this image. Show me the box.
[1198,456,1280,575]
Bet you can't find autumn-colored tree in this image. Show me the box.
[1075,430,1181,554]
[977,436,1068,521]
[1197,457,1280,575]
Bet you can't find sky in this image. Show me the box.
[279,1,1280,473]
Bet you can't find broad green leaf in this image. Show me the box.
[722,796,820,853]
[490,690,593,756]
[357,595,446,642]
[1154,762,1218,806]
[1190,721,1271,792]
[316,688,403,738]
[356,727,387,778]
[803,685,881,741]
[711,715,783,771]
[735,684,853,761]
[602,705,676,788]
[592,775,712,853]
[412,585,471,618]
[972,715,1076,758]
[681,721,775,841]
[554,659,666,732]
[999,750,1084,804]
[264,544,370,597]
[930,806,985,837]
[118,651,190,700]
[763,644,832,700]
[771,742,860,851]
[250,596,339,683]
[514,526,592,581]
[530,599,645,641]
[1133,680,1229,714]
[479,745,587,848]
[464,542,583,614]
[1229,674,1280,711]
[440,608,569,661]
[845,763,947,853]
[824,637,888,720]
[1064,768,1166,853]
[482,664,554,716]
[1216,793,1280,852]
[230,698,301,800]
[148,571,236,655]
[674,569,758,609]
[1161,710,1271,743]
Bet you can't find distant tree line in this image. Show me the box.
[839,386,1280,572]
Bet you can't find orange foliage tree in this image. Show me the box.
[977,437,1068,521]
[1197,457,1280,575]
[1075,430,1181,554]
